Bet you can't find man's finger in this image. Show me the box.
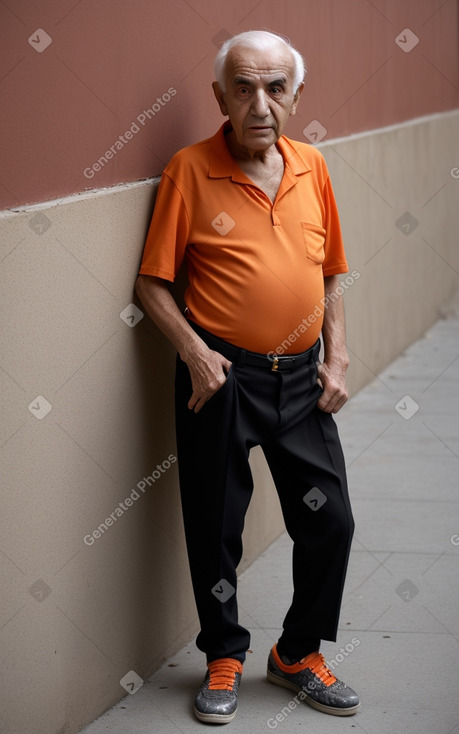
[188,393,206,413]
[318,394,333,413]
[319,391,347,414]
[187,394,198,411]
[188,380,226,412]
[318,388,340,413]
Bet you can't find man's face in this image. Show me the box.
[213,44,304,155]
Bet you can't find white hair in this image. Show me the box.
[214,30,306,93]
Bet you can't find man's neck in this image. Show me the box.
[225,129,281,165]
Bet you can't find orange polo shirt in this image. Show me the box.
[139,121,348,354]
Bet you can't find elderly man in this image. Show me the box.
[135,29,360,724]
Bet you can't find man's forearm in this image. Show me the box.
[134,274,202,360]
[315,275,350,413]
[321,275,349,368]
[134,274,232,413]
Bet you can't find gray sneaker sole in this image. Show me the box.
[267,668,361,717]
[193,705,237,724]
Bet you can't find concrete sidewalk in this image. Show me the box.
[82,305,459,734]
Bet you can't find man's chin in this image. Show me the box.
[244,128,278,148]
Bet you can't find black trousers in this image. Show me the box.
[175,325,355,664]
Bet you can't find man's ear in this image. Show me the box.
[212,81,229,116]
[290,81,305,116]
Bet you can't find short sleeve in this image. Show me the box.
[321,174,348,277]
[138,172,190,282]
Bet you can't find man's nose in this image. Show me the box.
[250,90,270,117]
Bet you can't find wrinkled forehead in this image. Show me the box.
[224,45,296,86]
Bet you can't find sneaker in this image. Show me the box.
[267,644,360,716]
[194,658,243,724]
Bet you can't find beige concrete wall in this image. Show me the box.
[321,110,459,394]
[1,110,458,734]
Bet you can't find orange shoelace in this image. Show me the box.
[207,658,243,691]
[273,645,337,687]
[300,652,337,687]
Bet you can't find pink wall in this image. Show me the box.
[1,0,458,209]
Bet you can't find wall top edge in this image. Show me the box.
[2,110,458,218]
[317,108,459,150]
[1,176,161,219]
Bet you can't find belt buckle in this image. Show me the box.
[271,356,296,372]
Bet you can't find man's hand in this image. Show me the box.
[317,360,348,414]
[182,342,232,414]
[134,276,233,413]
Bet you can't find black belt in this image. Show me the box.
[188,320,320,372]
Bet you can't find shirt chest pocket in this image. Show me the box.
[301,222,326,264]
